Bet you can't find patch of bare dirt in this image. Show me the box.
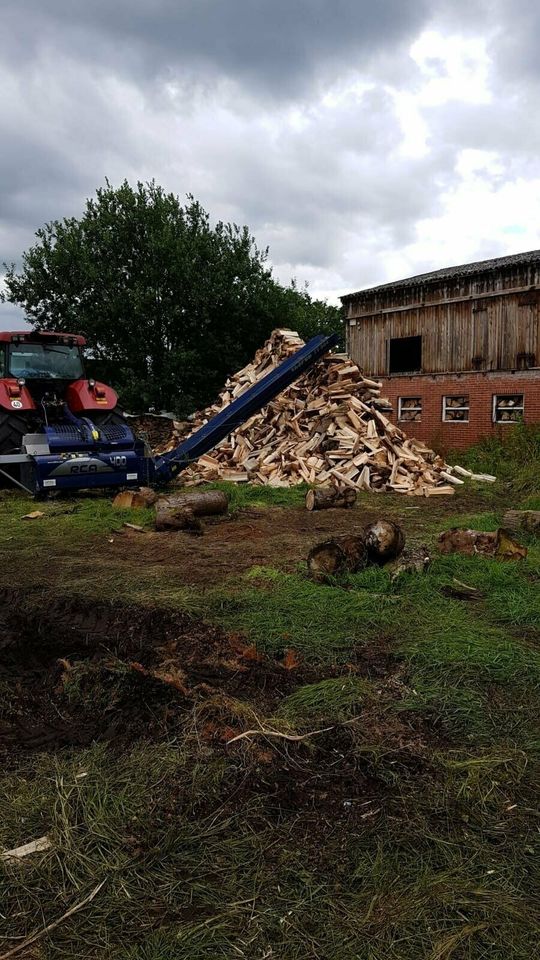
[101,490,494,586]
[0,593,358,755]
[0,590,442,784]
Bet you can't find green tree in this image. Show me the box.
[277,281,343,345]
[2,181,343,415]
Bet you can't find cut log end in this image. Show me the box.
[307,534,368,580]
[363,520,405,564]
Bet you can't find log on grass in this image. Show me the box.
[155,490,228,533]
[155,504,203,533]
[438,528,497,556]
[305,487,357,511]
[307,534,368,579]
[363,519,405,564]
[158,490,229,516]
[503,509,540,534]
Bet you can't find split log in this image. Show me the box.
[112,487,158,509]
[362,520,405,564]
[305,487,357,511]
[439,471,464,486]
[496,528,528,560]
[307,534,368,579]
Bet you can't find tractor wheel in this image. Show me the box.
[88,409,127,430]
[0,410,29,456]
[0,410,32,489]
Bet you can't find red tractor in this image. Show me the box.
[0,331,125,454]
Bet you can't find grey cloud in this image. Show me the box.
[1,0,538,331]
[2,0,431,98]
[488,0,540,86]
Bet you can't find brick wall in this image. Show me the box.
[380,370,540,450]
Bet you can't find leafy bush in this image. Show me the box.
[461,423,540,495]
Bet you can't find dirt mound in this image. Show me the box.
[0,592,345,756]
[0,591,441,819]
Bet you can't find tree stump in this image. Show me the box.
[437,527,527,560]
[307,534,368,580]
[305,487,357,511]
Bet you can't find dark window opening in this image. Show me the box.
[516,352,535,370]
[389,335,422,374]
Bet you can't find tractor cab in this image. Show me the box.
[5,337,84,381]
[0,332,119,426]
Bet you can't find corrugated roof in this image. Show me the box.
[341,249,540,302]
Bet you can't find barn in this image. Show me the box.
[341,250,540,449]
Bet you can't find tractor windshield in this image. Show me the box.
[8,343,84,380]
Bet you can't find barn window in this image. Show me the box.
[516,352,535,370]
[493,395,524,423]
[388,335,422,374]
[398,397,422,422]
[443,396,470,422]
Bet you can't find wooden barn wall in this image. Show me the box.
[345,264,540,376]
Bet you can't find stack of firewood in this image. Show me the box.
[157,330,482,496]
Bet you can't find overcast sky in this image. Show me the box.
[1,0,540,328]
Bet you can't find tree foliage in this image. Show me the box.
[2,181,343,415]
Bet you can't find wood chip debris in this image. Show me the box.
[1,836,52,861]
[155,329,488,496]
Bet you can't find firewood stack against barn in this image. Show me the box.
[154,329,484,495]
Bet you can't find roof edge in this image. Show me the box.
[341,249,540,303]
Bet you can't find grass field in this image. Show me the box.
[0,428,539,959]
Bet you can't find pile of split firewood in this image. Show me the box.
[156,329,494,496]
